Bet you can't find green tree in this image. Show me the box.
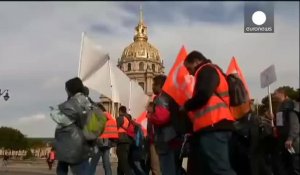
[27,139,46,157]
[0,126,29,156]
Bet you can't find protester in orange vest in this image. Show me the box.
[100,106,119,141]
[88,103,116,175]
[181,51,236,175]
[116,106,134,175]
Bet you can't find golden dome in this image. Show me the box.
[121,7,161,63]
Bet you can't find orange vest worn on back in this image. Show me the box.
[118,116,130,133]
[100,112,119,139]
[188,63,235,132]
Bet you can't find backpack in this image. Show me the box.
[226,74,251,120]
[133,123,146,148]
[214,66,251,120]
[123,116,146,148]
[82,104,107,141]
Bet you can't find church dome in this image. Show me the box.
[122,40,160,62]
[120,8,161,63]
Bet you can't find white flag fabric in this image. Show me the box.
[78,33,119,102]
[78,32,149,118]
[110,63,131,105]
[78,33,108,80]
[129,80,149,119]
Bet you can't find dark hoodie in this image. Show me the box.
[184,59,234,133]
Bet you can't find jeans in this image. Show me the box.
[193,131,236,175]
[159,149,177,175]
[132,161,147,175]
[117,143,134,175]
[88,147,112,175]
[129,145,147,175]
[56,160,89,175]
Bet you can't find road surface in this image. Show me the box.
[0,162,118,175]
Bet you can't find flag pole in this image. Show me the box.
[128,80,132,115]
[256,98,259,117]
[78,32,85,77]
[107,55,115,118]
[268,85,274,127]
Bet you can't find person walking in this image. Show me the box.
[88,103,116,175]
[147,75,183,175]
[116,106,134,175]
[181,51,236,175]
[272,87,300,175]
[145,102,161,175]
[50,77,92,175]
[47,148,56,170]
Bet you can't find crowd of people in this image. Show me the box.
[50,50,299,175]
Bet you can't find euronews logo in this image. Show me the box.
[244,3,274,33]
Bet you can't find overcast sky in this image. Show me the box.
[0,1,298,137]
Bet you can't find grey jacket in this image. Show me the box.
[277,99,299,153]
[51,93,92,163]
[59,93,91,126]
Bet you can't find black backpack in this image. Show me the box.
[226,74,251,120]
[214,65,251,120]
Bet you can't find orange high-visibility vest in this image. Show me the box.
[117,116,130,133]
[188,63,235,132]
[100,112,119,139]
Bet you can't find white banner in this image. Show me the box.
[78,32,149,118]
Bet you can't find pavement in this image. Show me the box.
[0,158,187,175]
[0,160,118,175]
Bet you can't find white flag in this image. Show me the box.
[129,80,149,119]
[78,32,116,101]
[78,32,108,80]
[78,32,149,116]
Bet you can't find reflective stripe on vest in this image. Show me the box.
[188,63,235,132]
[100,119,119,139]
[118,116,130,133]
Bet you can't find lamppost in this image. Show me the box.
[0,89,10,101]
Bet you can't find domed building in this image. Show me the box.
[117,8,164,96]
[100,8,164,118]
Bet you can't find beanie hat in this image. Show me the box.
[65,77,84,96]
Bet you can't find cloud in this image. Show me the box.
[42,76,65,89]
[0,2,298,137]
[17,114,46,124]
[90,23,114,34]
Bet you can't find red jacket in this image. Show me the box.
[148,94,171,126]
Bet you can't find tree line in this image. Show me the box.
[0,126,52,158]
[256,86,299,116]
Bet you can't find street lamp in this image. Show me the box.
[0,89,10,101]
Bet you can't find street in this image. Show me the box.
[0,161,118,175]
